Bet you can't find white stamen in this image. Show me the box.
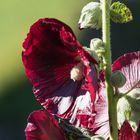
[70,63,83,81]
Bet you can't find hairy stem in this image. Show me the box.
[102,0,118,140]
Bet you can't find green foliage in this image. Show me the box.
[117,88,140,132]
[54,115,92,140]
[110,1,133,23]
[55,115,105,140]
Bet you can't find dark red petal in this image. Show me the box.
[25,110,68,140]
[112,51,140,92]
[22,18,98,128]
[22,18,79,72]
[119,121,140,140]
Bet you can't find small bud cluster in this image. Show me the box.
[90,38,106,70]
[78,2,102,29]
[90,38,105,56]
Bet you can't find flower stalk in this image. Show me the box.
[102,0,118,140]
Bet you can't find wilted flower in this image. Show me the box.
[78,2,102,29]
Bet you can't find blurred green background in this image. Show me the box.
[0,0,139,139]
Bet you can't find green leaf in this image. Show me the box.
[110,1,133,23]
[117,88,140,132]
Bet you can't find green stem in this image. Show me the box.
[102,0,118,140]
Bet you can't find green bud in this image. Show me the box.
[90,38,105,71]
[78,2,102,29]
[83,46,99,62]
[110,70,126,88]
[90,38,104,52]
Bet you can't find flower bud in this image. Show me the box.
[70,63,83,81]
[90,38,104,52]
[110,70,126,88]
[78,2,102,29]
[83,46,99,62]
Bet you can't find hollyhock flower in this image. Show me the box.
[93,51,140,139]
[25,110,68,140]
[22,17,140,140]
[22,18,99,139]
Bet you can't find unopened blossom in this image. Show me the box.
[110,70,126,88]
[78,2,102,29]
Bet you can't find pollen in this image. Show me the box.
[70,63,83,81]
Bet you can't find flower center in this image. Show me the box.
[70,62,84,81]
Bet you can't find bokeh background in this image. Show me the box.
[0,0,139,139]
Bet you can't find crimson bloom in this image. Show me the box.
[22,18,140,140]
[22,18,98,140]
[25,110,68,140]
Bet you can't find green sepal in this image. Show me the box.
[54,115,105,140]
[110,1,133,23]
[117,88,140,132]
[54,115,92,140]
